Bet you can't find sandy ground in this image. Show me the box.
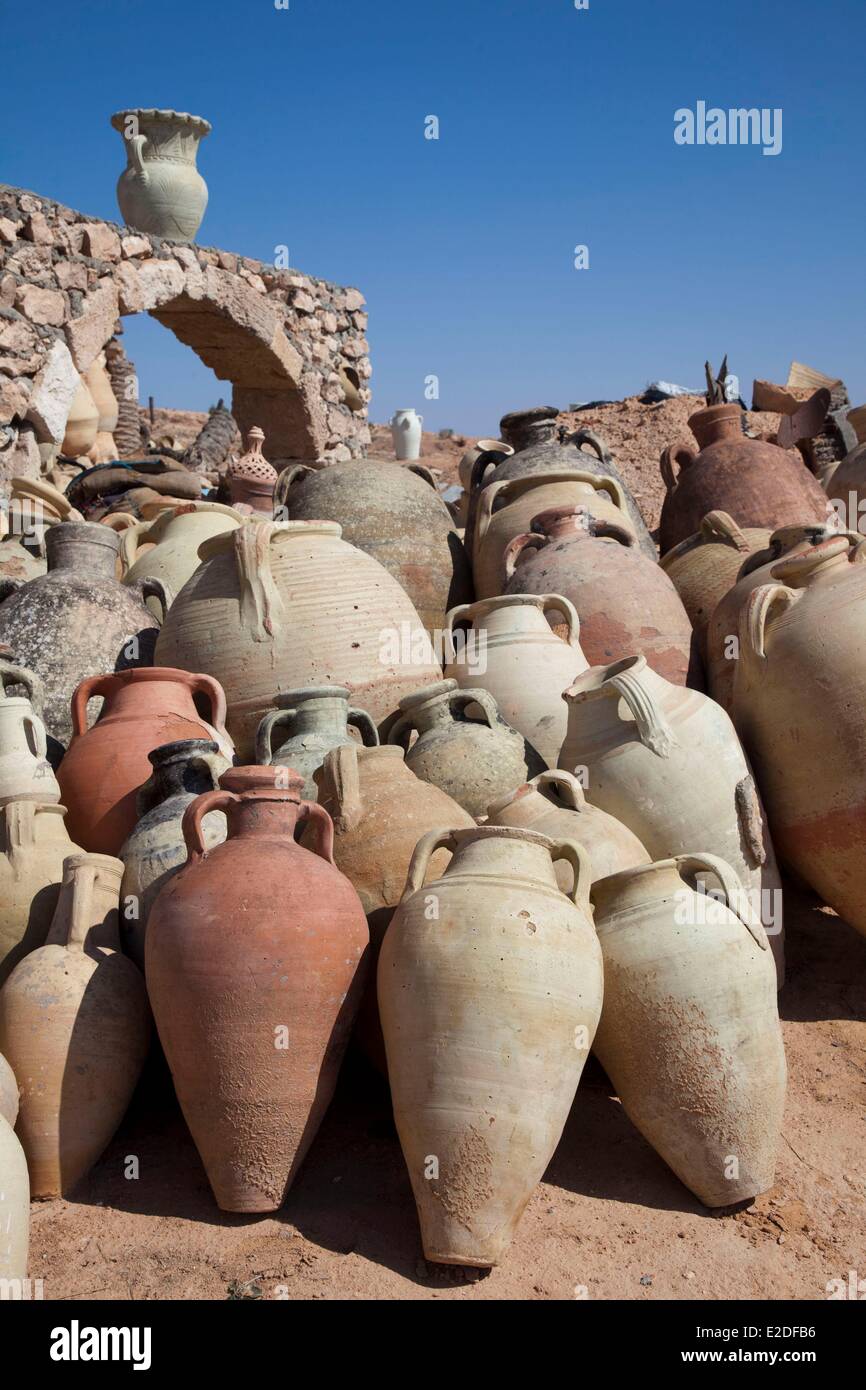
[29,880,865,1302]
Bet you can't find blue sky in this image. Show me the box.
[4,0,865,433]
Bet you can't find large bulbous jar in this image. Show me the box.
[112,108,210,243]
[155,520,442,760]
[274,459,473,637]
[443,593,588,767]
[560,655,784,983]
[706,522,843,713]
[658,403,835,555]
[731,534,866,939]
[467,409,655,558]
[0,522,163,756]
[145,766,369,1212]
[591,855,785,1207]
[119,739,229,970]
[0,803,84,986]
[504,505,704,689]
[0,852,150,1198]
[379,824,603,1267]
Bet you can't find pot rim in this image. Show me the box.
[563,654,646,703]
[110,108,212,137]
[273,685,351,705]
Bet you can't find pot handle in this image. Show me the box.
[607,664,677,758]
[347,706,380,747]
[407,463,437,491]
[699,510,751,552]
[448,686,500,730]
[138,576,171,624]
[660,442,697,492]
[569,427,612,465]
[70,674,115,738]
[255,708,295,765]
[443,602,474,667]
[0,658,45,713]
[273,463,314,512]
[550,837,593,912]
[297,800,336,865]
[738,583,799,663]
[530,768,586,811]
[182,789,238,864]
[674,852,769,951]
[0,577,23,603]
[119,519,150,574]
[401,827,458,901]
[503,531,545,580]
[539,592,581,648]
[22,709,48,761]
[127,133,149,182]
[191,672,230,745]
[235,522,285,641]
[318,743,363,832]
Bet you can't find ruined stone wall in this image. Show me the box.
[0,185,371,479]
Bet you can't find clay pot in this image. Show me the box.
[61,378,99,459]
[112,107,210,242]
[591,855,785,1206]
[121,501,245,614]
[731,534,866,937]
[256,686,379,802]
[560,656,784,983]
[0,1050,17,1124]
[274,458,473,636]
[658,403,835,555]
[226,427,277,517]
[473,470,638,600]
[0,853,150,1197]
[379,824,603,1267]
[0,803,84,986]
[706,522,849,714]
[57,667,234,856]
[390,408,423,461]
[0,1113,28,1280]
[119,739,229,971]
[145,766,369,1212]
[155,519,441,759]
[486,769,650,890]
[314,743,475,1071]
[659,511,772,653]
[0,656,59,806]
[458,439,513,492]
[0,523,164,755]
[443,593,588,767]
[470,411,655,558]
[504,506,704,689]
[387,677,545,819]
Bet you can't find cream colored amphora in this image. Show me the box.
[0,656,59,807]
[379,825,603,1267]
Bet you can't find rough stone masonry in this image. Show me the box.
[0,185,372,481]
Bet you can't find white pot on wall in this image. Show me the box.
[390,408,423,461]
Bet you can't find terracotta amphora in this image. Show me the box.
[57,668,234,856]
[0,853,150,1198]
[560,656,784,983]
[274,458,473,637]
[468,411,655,559]
[443,593,588,768]
[659,510,772,654]
[503,505,704,689]
[591,855,785,1206]
[256,686,379,802]
[0,655,59,806]
[379,824,603,1267]
[119,739,229,971]
[473,470,638,600]
[0,802,84,986]
[486,769,650,890]
[313,743,475,1072]
[0,522,165,755]
[145,766,369,1212]
[705,522,847,714]
[0,1111,28,1281]
[387,677,545,819]
[155,519,441,759]
[120,501,245,614]
[658,403,836,555]
[731,534,866,937]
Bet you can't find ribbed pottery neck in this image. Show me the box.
[275,688,350,738]
[46,522,119,579]
[689,404,743,450]
[500,408,559,452]
[226,796,301,841]
[464,597,551,641]
[444,825,560,889]
[49,852,123,952]
[591,858,682,923]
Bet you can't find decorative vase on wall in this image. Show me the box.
[390,409,423,461]
[111,108,211,243]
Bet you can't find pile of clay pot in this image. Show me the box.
[0,394,864,1277]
